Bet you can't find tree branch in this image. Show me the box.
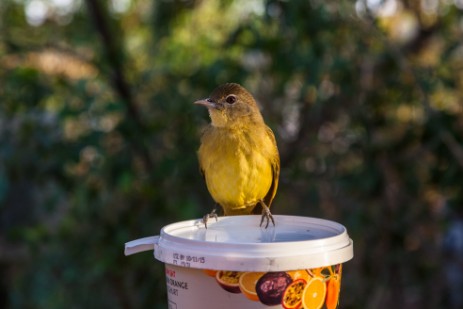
[84,0,153,172]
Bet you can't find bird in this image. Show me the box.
[194,83,280,228]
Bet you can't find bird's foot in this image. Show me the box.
[259,201,275,229]
[202,208,218,229]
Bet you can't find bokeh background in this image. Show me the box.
[1,0,463,308]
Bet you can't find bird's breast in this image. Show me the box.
[198,126,274,213]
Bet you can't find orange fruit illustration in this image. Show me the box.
[239,272,265,301]
[281,278,307,309]
[301,277,326,309]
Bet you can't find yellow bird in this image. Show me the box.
[195,83,280,228]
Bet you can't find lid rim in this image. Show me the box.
[152,215,354,271]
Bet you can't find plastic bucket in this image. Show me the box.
[125,215,353,309]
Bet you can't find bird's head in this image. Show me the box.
[194,83,263,128]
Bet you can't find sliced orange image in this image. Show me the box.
[239,272,265,301]
[301,277,326,309]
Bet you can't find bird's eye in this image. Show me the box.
[226,95,237,104]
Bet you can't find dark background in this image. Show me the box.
[1,0,463,308]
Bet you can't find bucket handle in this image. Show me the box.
[124,236,160,256]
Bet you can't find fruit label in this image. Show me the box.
[163,264,343,309]
[165,268,188,296]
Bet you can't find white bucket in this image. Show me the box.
[125,215,353,309]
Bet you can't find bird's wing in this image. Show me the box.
[266,126,280,208]
[258,126,280,212]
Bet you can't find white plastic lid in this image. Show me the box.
[125,215,353,272]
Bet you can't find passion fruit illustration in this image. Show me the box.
[256,272,293,306]
[281,278,307,309]
[215,271,243,293]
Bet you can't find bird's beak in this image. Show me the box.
[194,98,218,109]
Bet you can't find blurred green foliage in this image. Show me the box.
[1,0,463,308]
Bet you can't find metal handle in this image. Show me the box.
[124,236,160,256]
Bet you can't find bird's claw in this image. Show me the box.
[203,208,218,229]
[259,202,275,229]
